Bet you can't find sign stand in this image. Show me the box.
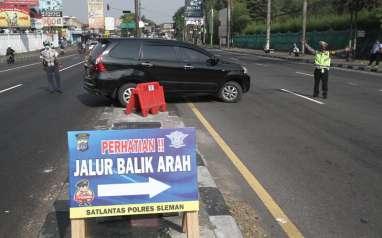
[71,219,86,238]
[182,212,200,238]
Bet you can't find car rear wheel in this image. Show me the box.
[117,83,137,107]
[219,81,242,103]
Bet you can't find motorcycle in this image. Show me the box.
[7,54,15,64]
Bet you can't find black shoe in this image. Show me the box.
[323,95,327,99]
[313,94,318,98]
[56,89,63,94]
[49,90,54,94]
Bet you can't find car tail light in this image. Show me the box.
[95,55,106,72]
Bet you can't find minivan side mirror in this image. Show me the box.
[207,57,219,66]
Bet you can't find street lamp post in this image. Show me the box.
[265,0,271,52]
[301,0,308,54]
[135,0,140,37]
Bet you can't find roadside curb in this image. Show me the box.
[225,48,382,74]
[38,106,243,238]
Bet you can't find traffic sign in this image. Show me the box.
[67,128,198,219]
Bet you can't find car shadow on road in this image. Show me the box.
[77,94,115,107]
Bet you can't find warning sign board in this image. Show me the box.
[67,128,199,219]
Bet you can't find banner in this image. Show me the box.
[104,16,114,31]
[39,0,62,26]
[67,128,199,219]
[184,0,203,18]
[0,5,30,27]
[87,0,104,29]
[42,16,62,27]
[3,0,39,6]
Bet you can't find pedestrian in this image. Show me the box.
[302,40,350,99]
[368,40,381,68]
[40,42,63,94]
[289,43,300,57]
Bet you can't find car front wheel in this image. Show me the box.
[219,81,243,103]
[117,83,137,107]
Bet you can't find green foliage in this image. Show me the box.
[241,6,380,34]
[232,1,252,34]
[173,6,185,40]
[120,13,135,24]
[374,6,382,28]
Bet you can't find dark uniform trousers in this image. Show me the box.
[46,66,61,92]
[313,68,328,97]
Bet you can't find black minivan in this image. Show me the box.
[84,38,250,106]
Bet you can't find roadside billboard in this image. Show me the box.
[104,16,114,31]
[0,5,31,28]
[88,0,104,29]
[39,0,62,26]
[184,0,203,18]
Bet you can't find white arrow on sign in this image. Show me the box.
[97,177,171,198]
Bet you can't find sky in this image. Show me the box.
[63,0,185,24]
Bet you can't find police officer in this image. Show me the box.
[40,42,62,93]
[302,40,349,99]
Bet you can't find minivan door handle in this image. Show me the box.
[184,65,194,70]
[141,62,153,67]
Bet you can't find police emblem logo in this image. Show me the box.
[75,133,89,152]
[73,179,94,206]
[166,131,188,149]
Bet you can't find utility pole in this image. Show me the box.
[301,0,307,54]
[135,0,140,37]
[227,0,231,48]
[265,0,271,51]
[210,8,214,47]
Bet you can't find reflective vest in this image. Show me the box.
[314,51,331,69]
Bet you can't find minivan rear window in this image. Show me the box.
[90,42,108,59]
[110,41,140,60]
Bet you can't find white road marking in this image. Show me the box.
[229,57,239,61]
[0,62,40,73]
[0,84,23,94]
[0,53,78,73]
[255,63,267,66]
[296,71,313,77]
[379,89,382,92]
[280,88,325,105]
[59,61,84,72]
[348,82,358,86]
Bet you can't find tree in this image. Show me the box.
[232,0,252,34]
[173,7,185,40]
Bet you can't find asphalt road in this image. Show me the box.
[1,48,382,238]
[177,49,382,238]
[0,53,111,238]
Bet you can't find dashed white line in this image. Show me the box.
[0,84,23,94]
[0,62,40,73]
[296,72,314,77]
[255,63,267,66]
[59,61,84,72]
[280,88,325,105]
[348,82,358,86]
